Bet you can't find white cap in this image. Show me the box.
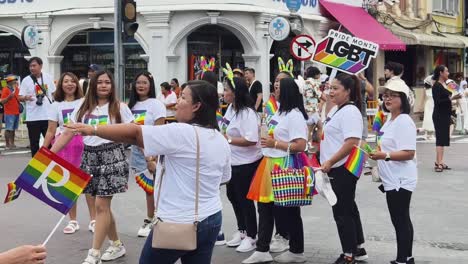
[384,78,409,98]
[424,75,433,86]
[446,79,455,84]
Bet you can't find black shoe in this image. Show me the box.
[355,248,368,261]
[334,254,356,264]
[407,257,415,264]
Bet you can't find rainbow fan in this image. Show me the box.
[135,171,154,195]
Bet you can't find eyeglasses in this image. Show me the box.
[382,93,400,100]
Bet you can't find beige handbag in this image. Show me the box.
[152,126,200,251]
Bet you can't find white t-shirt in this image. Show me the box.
[19,73,57,121]
[377,114,417,192]
[158,92,177,117]
[142,124,231,223]
[131,98,166,125]
[47,99,82,134]
[320,104,363,168]
[71,102,134,146]
[221,105,262,166]
[460,80,467,91]
[262,108,308,158]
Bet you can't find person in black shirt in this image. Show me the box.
[244,68,263,112]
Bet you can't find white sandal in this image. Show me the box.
[63,220,80,234]
[88,220,96,233]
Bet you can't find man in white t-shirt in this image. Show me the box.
[19,57,56,156]
[158,82,177,119]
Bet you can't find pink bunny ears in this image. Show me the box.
[200,56,216,78]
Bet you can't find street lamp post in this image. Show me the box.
[114,0,125,101]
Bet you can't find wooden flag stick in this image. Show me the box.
[42,214,66,246]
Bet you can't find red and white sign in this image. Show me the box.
[290,34,316,61]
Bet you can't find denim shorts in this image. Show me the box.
[131,145,148,173]
[4,114,19,131]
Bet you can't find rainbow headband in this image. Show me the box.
[278,57,294,77]
[200,56,216,78]
[222,63,235,89]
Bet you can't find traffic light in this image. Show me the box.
[122,0,139,38]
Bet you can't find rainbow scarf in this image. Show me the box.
[15,147,91,214]
[135,170,154,195]
[372,110,386,132]
[344,146,366,178]
[4,182,22,204]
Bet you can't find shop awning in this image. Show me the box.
[390,28,465,48]
[441,33,468,47]
[319,0,406,51]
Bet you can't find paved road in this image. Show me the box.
[1,143,467,264]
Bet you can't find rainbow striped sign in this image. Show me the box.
[312,30,379,75]
[132,110,147,125]
[15,147,91,214]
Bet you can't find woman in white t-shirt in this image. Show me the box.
[159,82,177,119]
[319,73,367,264]
[51,71,134,264]
[220,76,262,252]
[369,81,417,264]
[42,72,91,235]
[128,72,166,237]
[66,80,231,264]
[244,76,309,264]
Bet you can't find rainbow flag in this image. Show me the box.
[15,147,91,214]
[4,182,22,204]
[135,170,154,195]
[265,96,278,117]
[132,110,147,125]
[363,143,374,154]
[372,110,386,132]
[344,146,366,178]
[216,110,223,123]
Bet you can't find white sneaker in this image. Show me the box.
[137,218,154,237]
[274,251,307,263]
[236,236,256,253]
[82,249,101,264]
[88,220,96,233]
[101,242,126,261]
[226,230,245,247]
[269,234,289,253]
[242,251,273,264]
[215,231,226,246]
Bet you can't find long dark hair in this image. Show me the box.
[201,71,218,88]
[433,65,447,81]
[54,72,84,102]
[128,71,156,109]
[225,77,254,115]
[76,70,122,123]
[186,80,220,130]
[334,73,363,112]
[278,78,308,120]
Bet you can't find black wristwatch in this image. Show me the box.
[385,152,391,161]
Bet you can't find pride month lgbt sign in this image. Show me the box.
[312,30,379,75]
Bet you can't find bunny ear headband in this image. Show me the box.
[222,63,235,89]
[278,57,294,77]
[200,56,216,78]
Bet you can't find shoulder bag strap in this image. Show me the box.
[154,126,200,224]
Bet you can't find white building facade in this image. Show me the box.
[0,0,329,98]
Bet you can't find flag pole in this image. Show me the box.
[42,214,66,245]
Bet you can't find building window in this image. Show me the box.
[433,0,459,16]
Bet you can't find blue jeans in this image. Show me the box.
[4,114,19,131]
[139,211,222,264]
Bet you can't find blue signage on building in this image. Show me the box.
[0,0,33,3]
[273,0,317,8]
[286,0,302,12]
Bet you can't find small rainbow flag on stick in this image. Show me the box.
[4,182,22,204]
[372,110,386,132]
[216,110,223,123]
[344,146,366,178]
[15,147,91,215]
[135,170,154,195]
[265,96,278,116]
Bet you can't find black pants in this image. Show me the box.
[329,165,365,254]
[386,189,414,263]
[256,202,304,253]
[26,120,49,157]
[227,159,261,238]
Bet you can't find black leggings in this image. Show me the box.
[26,120,48,157]
[329,165,365,255]
[386,188,414,263]
[227,159,261,238]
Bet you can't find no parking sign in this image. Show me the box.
[290,34,316,61]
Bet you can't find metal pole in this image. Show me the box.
[114,0,125,101]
